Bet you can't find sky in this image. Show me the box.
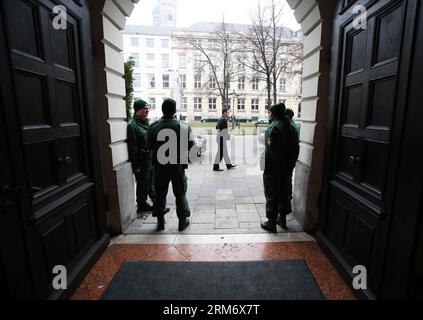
[126,0,301,31]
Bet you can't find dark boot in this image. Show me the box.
[157,216,165,231]
[260,219,277,233]
[226,164,237,169]
[277,214,287,230]
[178,217,190,232]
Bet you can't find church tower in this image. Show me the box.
[152,0,177,27]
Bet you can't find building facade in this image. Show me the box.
[123,22,303,122]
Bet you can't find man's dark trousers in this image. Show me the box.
[135,167,156,211]
[154,165,191,219]
[263,170,290,221]
[214,136,232,168]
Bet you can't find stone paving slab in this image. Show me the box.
[127,136,302,235]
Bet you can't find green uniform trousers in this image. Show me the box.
[263,171,290,220]
[135,167,156,210]
[154,165,191,219]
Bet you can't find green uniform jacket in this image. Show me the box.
[147,115,195,169]
[127,117,153,172]
[264,118,300,173]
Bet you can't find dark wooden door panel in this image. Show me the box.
[325,0,415,297]
[0,0,108,299]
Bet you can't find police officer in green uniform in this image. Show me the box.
[260,103,299,233]
[147,98,195,232]
[127,99,157,213]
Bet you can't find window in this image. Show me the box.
[194,55,202,69]
[251,98,259,111]
[207,39,216,48]
[131,53,140,67]
[161,39,169,48]
[179,55,187,68]
[130,37,139,47]
[178,74,186,88]
[134,73,141,88]
[279,99,286,104]
[146,38,154,47]
[194,97,202,110]
[209,98,217,110]
[252,59,260,70]
[280,78,287,92]
[209,76,216,89]
[181,97,187,110]
[237,98,245,110]
[252,77,259,90]
[161,54,169,69]
[226,99,231,109]
[148,74,155,88]
[194,75,201,89]
[146,53,155,61]
[162,74,170,88]
[149,97,156,110]
[238,76,245,90]
[168,14,173,22]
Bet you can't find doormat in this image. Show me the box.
[101,260,324,300]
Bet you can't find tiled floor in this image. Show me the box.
[71,236,358,300]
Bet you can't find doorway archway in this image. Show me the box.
[93,0,334,233]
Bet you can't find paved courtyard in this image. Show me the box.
[126,131,303,235]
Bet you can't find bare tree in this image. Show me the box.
[238,0,303,108]
[187,20,240,110]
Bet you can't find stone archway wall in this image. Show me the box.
[89,0,140,233]
[93,0,335,233]
[286,0,335,231]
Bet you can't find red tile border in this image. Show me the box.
[71,241,358,300]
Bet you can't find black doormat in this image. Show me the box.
[101,260,324,300]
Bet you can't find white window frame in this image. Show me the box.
[130,37,139,47]
[161,54,170,69]
[209,76,216,89]
[194,97,202,110]
[209,98,217,110]
[161,39,169,48]
[194,74,202,89]
[146,38,154,47]
[179,54,187,68]
[237,98,246,110]
[162,74,170,88]
[146,53,155,61]
[238,76,245,90]
[179,74,187,88]
[251,98,259,111]
[181,97,188,110]
[149,97,156,109]
[280,78,287,92]
[148,74,156,88]
[252,77,259,90]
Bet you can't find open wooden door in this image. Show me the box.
[318,0,423,299]
[0,0,109,299]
